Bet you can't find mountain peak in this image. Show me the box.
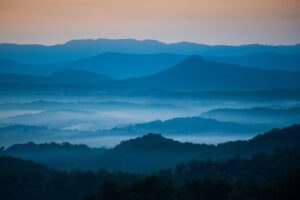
[182,55,205,63]
[113,133,179,151]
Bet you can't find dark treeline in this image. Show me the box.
[2,124,300,172]
[0,142,106,171]
[1,145,299,200]
[86,169,300,200]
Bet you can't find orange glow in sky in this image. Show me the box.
[0,0,299,45]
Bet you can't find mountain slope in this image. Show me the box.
[205,53,300,71]
[0,70,114,85]
[0,53,188,78]
[201,107,300,124]
[104,116,270,135]
[2,124,300,172]
[117,56,300,91]
[2,55,300,91]
[1,39,300,64]
[61,53,188,79]
[96,124,300,172]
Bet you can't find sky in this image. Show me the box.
[0,0,299,45]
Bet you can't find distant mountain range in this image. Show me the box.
[1,52,299,79]
[1,124,300,172]
[0,125,84,146]
[61,53,188,79]
[103,116,270,136]
[1,38,300,64]
[117,56,300,91]
[0,53,188,78]
[0,70,114,86]
[0,114,269,147]
[1,55,300,91]
[206,53,300,71]
[201,107,300,124]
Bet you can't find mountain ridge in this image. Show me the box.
[205,52,300,71]
[1,38,300,64]
[116,55,300,91]
[1,124,300,172]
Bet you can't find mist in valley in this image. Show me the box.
[1,88,300,148]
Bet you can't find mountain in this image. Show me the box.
[201,107,300,124]
[93,124,300,172]
[1,39,300,64]
[60,53,188,79]
[2,55,300,92]
[0,59,29,74]
[0,53,188,79]
[0,125,84,147]
[2,124,300,172]
[2,55,300,91]
[49,70,114,83]
[117,56,300,91]
[0,58,67,76]
[103,116,270,136]
[205,53,300,71]
[0,154,51,175]
[130,89,300,103]
[1,146,300,200]
[0,70,114,86]
[2,142,105,171]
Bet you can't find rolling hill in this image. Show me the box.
[103,116,270,136]
[60,53,188,79]
[1,55,300,91]
[201,107,300,124]
[117,56,300,91]
[0,70,114,86]
[1,124,300,172]
[205,53,300,71]
[1,39,300,64]
[0,53,188,78]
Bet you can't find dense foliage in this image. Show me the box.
[86,168,300,200]
[2,125,300,172]
[0,144,299,200]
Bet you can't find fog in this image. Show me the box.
[1,89,300,147]
[65,135,256,148]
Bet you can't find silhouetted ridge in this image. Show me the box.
[180,55,205,64]
[0,155,51,174]
[1,39,300,64]
[113,133,185,152]
[117,55,300,91]
[6,142,91,153]
[52,70,115,82]
[0,70,115,85]
[106,116,266,135]
[1,124,300,173]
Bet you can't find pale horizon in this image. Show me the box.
[1,0,299,46]
[1,37,300,46]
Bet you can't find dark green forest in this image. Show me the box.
[2,124,300,172]
[1,125,300,199]
[1,144,299,200]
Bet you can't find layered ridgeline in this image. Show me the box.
[117,56,300,91]
[205,53,300,71]
[1,56,300,91]
[0,70,114,86]
[0,115,277,146]
[1,124,300,172]
[200,107,300,124]
[1,52,299,78]
[103,116,272,136]
[1,39,300,64]
[0,53,188,78]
